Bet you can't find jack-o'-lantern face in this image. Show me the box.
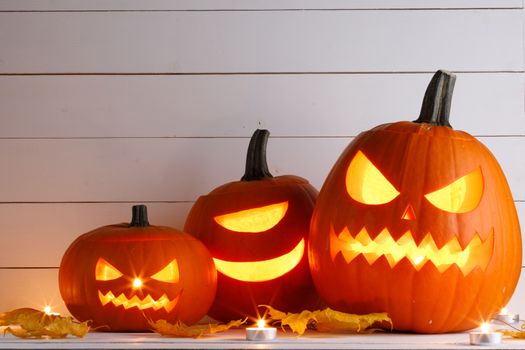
[59,205,217,331]
[329,150,491,276]
[95,257,181,312]
[308,70,522,333]
[212,201,306,282]
[185,129,322,322]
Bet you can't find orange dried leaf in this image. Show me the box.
[150,318,246,338]
[0,308,89,339]
[260,305,392,336]
[500,329,525,339]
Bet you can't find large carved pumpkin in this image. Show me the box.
[308,70,522,333]
[59,205,217,331]
[184,129,322,322]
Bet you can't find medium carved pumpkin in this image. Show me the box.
[184,129,321,322]
[308,70,522,333]
[59,205,217,331]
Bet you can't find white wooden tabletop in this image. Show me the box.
[0,329,524,350]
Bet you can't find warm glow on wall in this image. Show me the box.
[213,238,305,282]
[214,201,289,233]
[346,151,399,205]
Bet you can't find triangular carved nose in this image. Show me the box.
[402,205,416,221]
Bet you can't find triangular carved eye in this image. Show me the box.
[214,201,288,233]
[95,258,123,281]
[346,151,400,205]
[424,168,483,213]
[151,260,179,283]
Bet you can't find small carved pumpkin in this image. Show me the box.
[184,129,321,322]
[308,70,522,333]
[59,205,217,331]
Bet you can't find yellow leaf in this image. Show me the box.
[313,308,392,333]
[260,305,392,336]
[150,318,246,338]
[500,330,525,339]
[0,308,89,339]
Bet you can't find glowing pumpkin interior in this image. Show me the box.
[95,258,181,312]
[214,201,289,233]
[212,201,304,282]
[334,150,489,275]
[331,227,493,275]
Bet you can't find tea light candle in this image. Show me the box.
[495,307,520,323]
[469,322,502,346]
[246,319,277,341]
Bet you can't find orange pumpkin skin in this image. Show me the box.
[184,130,322,322]
[59,205,217,331]
[308,71,522,333]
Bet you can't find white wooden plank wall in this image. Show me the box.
[0,0,524,318]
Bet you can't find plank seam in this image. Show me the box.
[0,135,525,140]
[0,201,194,204]
[0,8,522,13]
[0,71,523,76]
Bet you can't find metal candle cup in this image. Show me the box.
[469,323,502,346]
[496,308,519,323]
[246,319,277,341]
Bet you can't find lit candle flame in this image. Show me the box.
[500,307,508,315]
[257,319,266,328]
[43,305,59,316]
[43,306,52,315]
[132,277,143,289]
[480,322,490,334]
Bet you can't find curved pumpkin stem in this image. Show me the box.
[414,70,456,128]
[241,129,273,181]
[130,204,150,227]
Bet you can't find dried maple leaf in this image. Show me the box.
[150,318,246,338]
[261,305,392,336]
[0,308,89,339]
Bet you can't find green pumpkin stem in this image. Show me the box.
[241,129,273,181]
[129,204,150,227]
[414,70,456,128]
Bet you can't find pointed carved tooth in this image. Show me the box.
[338,227,354,242]
[334,227,494,276]
[355,228,372,245]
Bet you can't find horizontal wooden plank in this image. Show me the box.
[0,138,339,202]
[0,73,522,138]
[0,203,193,267]
[0,137,523,202]
[0,201,524,268]
[0,267,523,325]
[0,10,521,73]
[2,332,525,350]
[0,136,515,201]
[0,0,521,11]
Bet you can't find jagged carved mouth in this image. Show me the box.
[330,227,494,276]
[98,290,180,312]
